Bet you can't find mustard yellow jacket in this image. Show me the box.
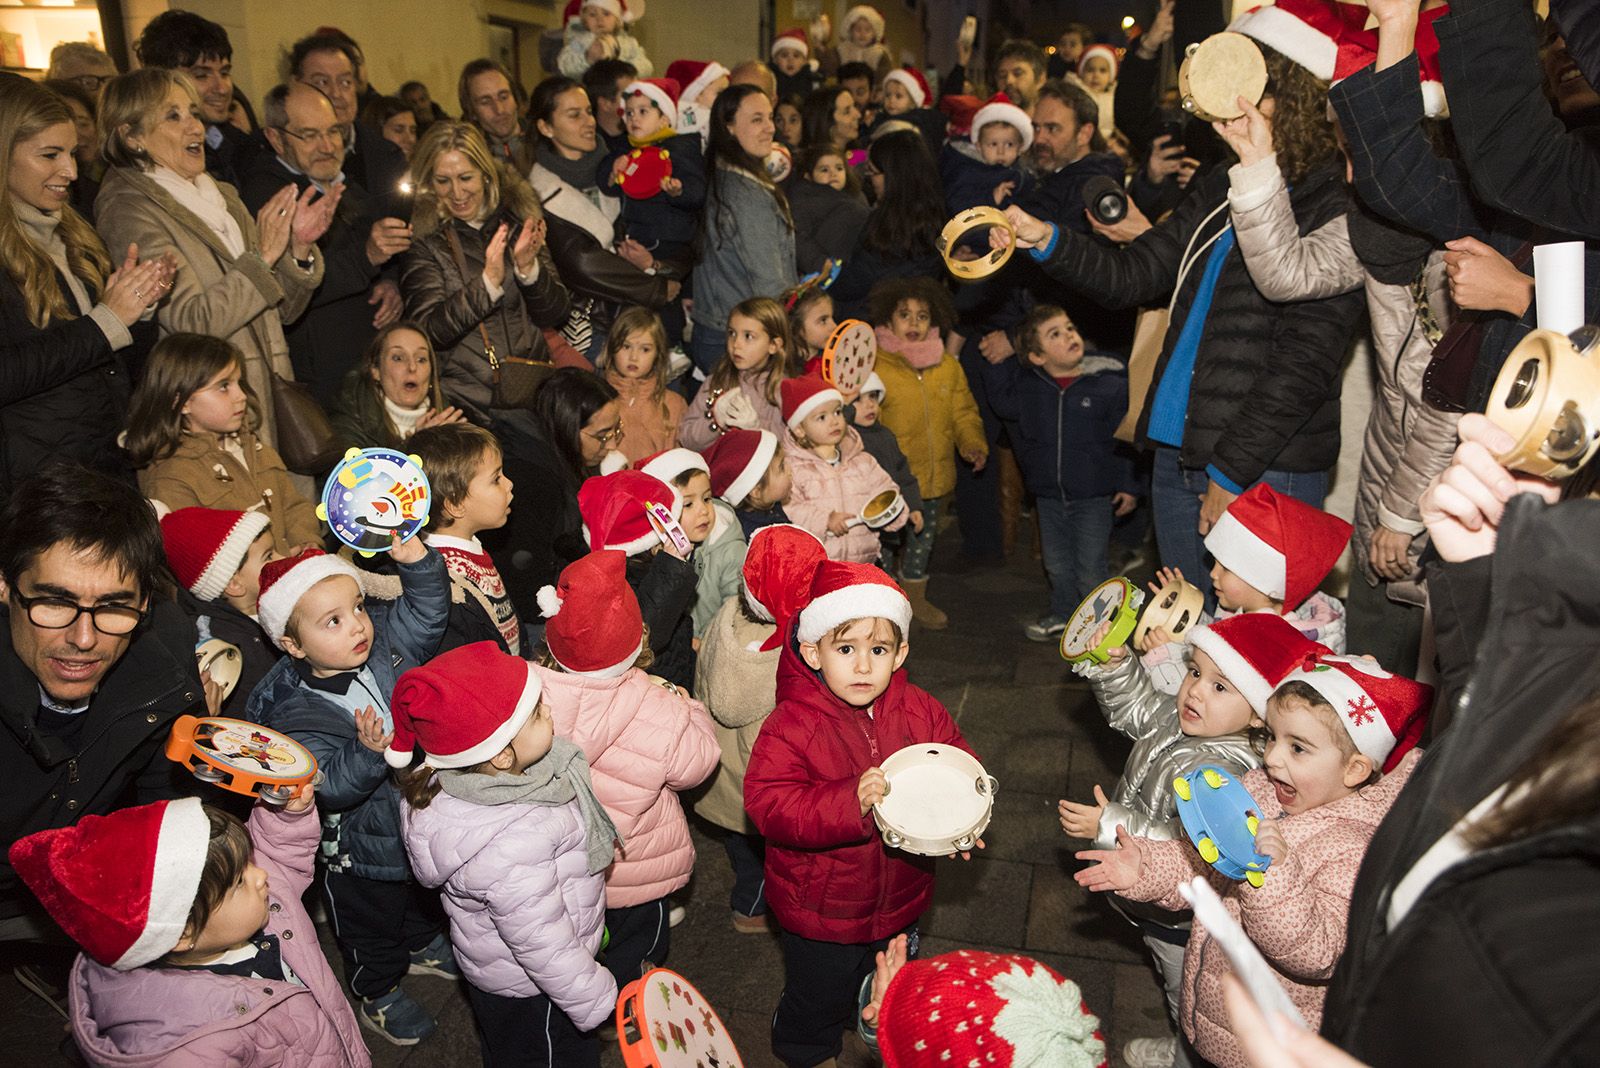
[873,348,988,499]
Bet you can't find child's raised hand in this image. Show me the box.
[860,933,909,1025]
[1145,565,1185,596]
[991,179,1017,205]
[1058,784,1110,839]
[1088,619,1128,664]
[858,766,888,817]
[1252,816,1289,866]
[1074,825,1146,893]
[201,668,226,717]
[1136,624,1177,654]
[285,780,317,813]
[355,706,394,753]
[390,530,427,565]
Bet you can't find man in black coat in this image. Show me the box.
[288,32,409,213]
[133,10,258,187]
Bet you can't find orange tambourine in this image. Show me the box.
[166,715,318,805]
[819,318,876,393]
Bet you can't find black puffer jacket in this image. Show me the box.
[1035,163,1364,485]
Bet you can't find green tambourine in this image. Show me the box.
[1059,577,1145,665]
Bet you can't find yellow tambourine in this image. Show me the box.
[938,207,1016,282]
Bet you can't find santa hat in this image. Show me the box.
[623,77,681,127]
[781,373,844,430]
[879,949,1107,1068]
[771,28,809,59]
[638,446,708,492]
[562,0,640,25]
[159,507,271,601]
[742,524,827,650]
[386,642,543,769]
[971,92,1034,151]
[940,94,983,139]
[1228,0,1368,81]
[1275,651,1433,771]
[256,549,363,647]
[1188,612,1324,715]
[1077,43,1120,78]
[1204,483,1352,610]
[841,5,886,43]
[884,66,931,108]
[1415,6,1449,117]
[538,550,644,677]
[577,470,681,555]
[9,798,211,970]
[861,371,886,397]
[703,428,779,506]
[797,561,911,645]
[664,59,729,106]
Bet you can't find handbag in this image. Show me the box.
[445,225,553,410]
[269,371,343,475]
[1421,241,1534,413]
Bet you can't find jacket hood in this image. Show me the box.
[1027,354,1125,384]
[704,498,739,550]
[402,789,528,889]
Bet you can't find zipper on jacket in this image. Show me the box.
[855,708,880,761]
[1055,385,1067,499]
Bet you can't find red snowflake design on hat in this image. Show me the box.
[1346,694,1378,727]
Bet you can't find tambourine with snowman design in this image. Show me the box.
[617,144,674,199]
[316,447,431,555]
[616,967,743,1068]
[819,318,876,393]
[166,715,319,805]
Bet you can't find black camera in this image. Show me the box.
[1083,175,1128,226]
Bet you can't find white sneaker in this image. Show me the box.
[1123,1036,1177,1068]
[668,904,686,928]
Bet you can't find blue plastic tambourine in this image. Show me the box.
[316,447,431,556]
[1173,765,1272,887]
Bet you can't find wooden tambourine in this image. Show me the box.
[1132,577,1206,646]
[1177,32,1268,123]
[846,488,905,530]
[1173,766,1272,887]
[166,715,318,805]
[1059,577,1145,665]
[617,967,744,1068]
[873,743,996,856]
[618,145,674,199]
[938,206,1016,281]
[1484,326,1600,480]
[317,447,431,556]
[819,318,876,392]
[196,638,243,701]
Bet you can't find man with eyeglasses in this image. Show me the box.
[0,466,204,942]
[133,10,258,186]
[44,42,117,96]
[288,32,408,211]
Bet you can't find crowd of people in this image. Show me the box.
[0,0,1597,1066]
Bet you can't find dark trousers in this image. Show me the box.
[723,831,767,916]
[321,868,446,1000]
[772,925,916,1067]
[1345,570,1425,676]
[603,897,670,988]
[953,345,1007,560]
[464,983,600,1068]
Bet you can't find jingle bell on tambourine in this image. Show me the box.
[819,318,876,393]
[166,715,319,805]
[1484,326,1600,480]
[938,206,1016,282]
[1177,32,1268,123]
[618,145,673,199]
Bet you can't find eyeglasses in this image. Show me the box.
[585,424,624,446]
[275,125,346,147]
[305,75,357,94]
[71,73,112,93]
[11,591,145,636]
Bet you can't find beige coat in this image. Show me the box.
[691,596,778,834]
[96,166,323,452]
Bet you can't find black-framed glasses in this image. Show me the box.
[11,591,145,635]
[275,125,346,147]
[71,73,112,93]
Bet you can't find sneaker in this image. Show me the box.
[668,904,687,928]
[732,910,771,934]
[407,933,460,979]
[359,987,437,1046]
[1123,1036,1177,1068]
[1024,614,1068,643]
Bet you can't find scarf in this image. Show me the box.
[13,200,92,313]
[535,142,608,197]
[876,324,946,370]
[149,165,246,258]
[1347,199,1434,286]
[383,395,427,439]
[436,737,620,874]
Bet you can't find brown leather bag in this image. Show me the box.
[1116,307,1169,443]
[445,225,552,410]
[269,371,343,474]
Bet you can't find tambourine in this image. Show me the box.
[1173,766,1271,887]
[617,967,744,1068]
[938,206,1016,281]
[317,447,431,556]
[645,500,693,557]
[196,638,243,701]
[1177,32,1268,123]
[618,145,674,199]
[1484,326,1600,480]
[166,715,319,805]
[819,318,876,393]
[1059,577,1145,665]
[846,488,906,530]
[764,142,793,183]
[1132,577,1206,646]
[873,743,997,856]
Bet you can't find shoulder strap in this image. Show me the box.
[443,224,501,382]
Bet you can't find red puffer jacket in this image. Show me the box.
[743,626,976,942]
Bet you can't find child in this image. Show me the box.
[825,5,892,80]
[981,305,1138,642]
[161,506,280,716]
[598,307,686,465]
[1073,43,1118,139]
[939,92,1033,219]
[869,276,987,629]
[601,79,706,276]
[557,0,652,79]
[1076,653,1431,1068]
[390,644,619,1067]
[802,143,852,196]
[745,561,979,1067]
[775,94,805,147]
[850,372,925,547]
[244,541,455,1046]
[662,59,729,143]
[10,791,370,1066]
[128,333,320,558]
[679,296,795,451]
[534,550,719,989]
[875,65,944,155]
[785,281,837,364]
[410,422,522,656]
[770,28,823,104]
[703,427,794,539]
[331,321,463,452]
[640,447,747,642]
[781,374,907,563]
[693,524,827,933]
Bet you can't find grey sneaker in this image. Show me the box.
[359,987,437,1046]
[1123,1036,1177,1068]
[407,933,460,979]
[1024,614,1068,643]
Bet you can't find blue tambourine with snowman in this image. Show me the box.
[316,447,431,555]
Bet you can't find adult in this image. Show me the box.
[363,95,419,161]
[44,42,116,95]
[40,79,101,220]
[994,39,1049,115]
[581,58,637,153]
[0,465,205,939]
[799,85,861,150]
[329,320,461,451]
[693,84,797,373]
[399,80,450,132]
[133,11,255,187]
[459,58,535,175]
[0,78,170,506]
[828,130,944,321]
[95,68,333,452]
[287,32,408,205]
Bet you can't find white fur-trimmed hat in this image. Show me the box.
[538,550,645,678]
[256,549,364,648]
[771,28,809,59]
[1229,0,1346,81]
[861,371,886,397]
[971,92,1033,152]
[703,429,779,507]
[623,77,681,127]
[638,447,708,496]
[797,561,911,645]
[841,5,885,43]
[577,470,682,555]
[1274,652,1432,772]
[562,0,641,26]
[884,66,931,108]
[1203,483,1351,610]
[781,373,844,430]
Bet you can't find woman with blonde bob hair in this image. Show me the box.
[0,75,173,504]
[94,67,337,455]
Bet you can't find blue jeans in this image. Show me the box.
[1037,495,1115,619]
[689,324,726,377]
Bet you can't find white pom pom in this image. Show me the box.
[537,585,563,618]
[599,450,629,475]
[384,745,413,770]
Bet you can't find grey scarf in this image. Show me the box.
[437,737,619,874]
[535,142,608,197]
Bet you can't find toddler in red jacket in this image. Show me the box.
[744,560,980,1067]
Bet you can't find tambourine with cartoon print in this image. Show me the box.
[196,638,243,701]
[873,743,997,856]
[317,447,431,555]
[938,206,1017,282]
[1177,32,1268,123]
[166,715,319,805]
[617,967,744,1068]
[819,318,876,393]
[1484,326,1600,480]
[1059,577,1145,665]
[618,145,674,199]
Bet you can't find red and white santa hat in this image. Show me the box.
[1229,0,1372,81]
[577,469,681,555]
[703,428,779,506]
[971,92,1034,151]
[386,641,543,769]
[1415,5,1449,117]
[1204,483,1352,611]
[797,561,911,644]
[562,0,641,26]
[1188,612,1325,715]
[1275,651,1433,771]
[771,28,810,60]
[8,797,212,970]
[878,949,1107,1068]
[256,548,364,648]
[664,59,729,106]
[862,371,886,397]
[884,65,932,108]
[1077,43,1121,78]
[623,77,681,127]
[538,549,644,677]
[841,5,886,43]
[742,524,828,650]
[159,506,271,601]
[781,373,844,431]
[637,447,708,494]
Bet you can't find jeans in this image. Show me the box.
[953,344,1007,559]
[1345,571,1424,676]
[1037,495,1115,619]
[723,831,767,916]
[689,325,726,377]
[897,495,945,580]
[464,985,600,1068]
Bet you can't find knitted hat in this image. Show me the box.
[159,507,272,601]
[256,549,364,647]
[1228,0,1360,81]
[638,447,708,491]
[742,524,827,650]
[1275,651,1433,771]
[703,429,779,506]
[538,550,644,677]
[971,92,1034,151]
[1077,43,1120,78]
[771,28,810,59]
[562,0,640,25]
[884,66,931,108]
[879,949,1107,1068]
[623,77,681,127]
[8,798,211,970]
[781,373,844,430]
[1203,483,1352,610]
[577,470,681,555]
[797,561,911,644]
[665,59,729,106]
[1188,612,1324,715]
[386,642,543,769]
[862,371,886,397]
[841,5,885,43]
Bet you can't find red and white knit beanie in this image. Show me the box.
[1204,483,1351,610]
[1188,612,1325,715]
[1275,651,1433,771]
[742,524,827,650]
[623,77,681,127]
[159,507,271,601]
[386,641,543,769]
[771,28,810,60]
[781,373,844,430]
[577,470,681,555]
[971,92,1034,151]
[797,560,911,645]
[256,548,363,648]
[884,66,932,108]
[538,549,644,677]
[703,429,779,506]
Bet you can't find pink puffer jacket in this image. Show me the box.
[537,665,719,906]
[783,426,907,563]
[69,804,370,1068]
[400,786,615,1028]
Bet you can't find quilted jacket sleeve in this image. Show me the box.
[661,690,720,791]
[384,548,451,665]
[1124,833,1219,912]
[247,801,320,900]
[1227,157,1364,301]
[1086,654,1177,742]
[745,712,875,850]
